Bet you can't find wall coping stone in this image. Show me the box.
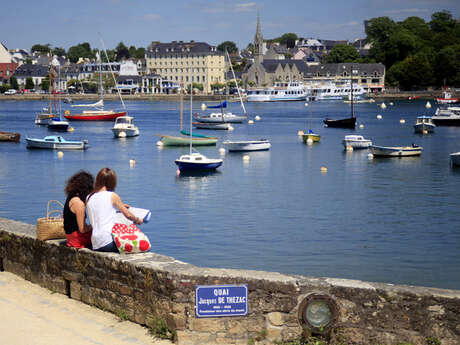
[1,217,459,344]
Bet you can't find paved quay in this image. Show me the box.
[0,271,173,345]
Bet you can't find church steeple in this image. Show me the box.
[254,14,264,64]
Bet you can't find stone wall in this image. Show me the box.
[1,217,459,345]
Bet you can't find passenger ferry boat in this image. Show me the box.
[247,81,309,102]
[309,81,367,100]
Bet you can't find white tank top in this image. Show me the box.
[86,191,116,250]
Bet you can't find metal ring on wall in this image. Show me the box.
[297,293,339,334]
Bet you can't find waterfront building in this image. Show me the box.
[145,40,225,93]
[13,64,48,89]
[304,63,385,93]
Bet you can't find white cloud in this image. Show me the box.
[200,1,261,14]
[235,2,258,12]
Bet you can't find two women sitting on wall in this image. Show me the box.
[63,168,143,253]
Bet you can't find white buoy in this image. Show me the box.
[377,114,382,120]
[368,153,374,160]
[119,131,127,138]
[201,103,207,111]
[228,125,234,131]
[359,124,364,129]
[255,115,261,121]
[426,101,432,109]
[389,102,394,106]
[346,145,353,152]
[248,120,254,125]
[423,129,428,135]
[219,147,226,155]
[380,102,387,109]
[243,155,250,161]
[304,102,309,107]
[176,169,181,176]
[320,166,328,173]
[57,151,64,158]
[297,130,304,136]
[306,138,313,145]
[156,141,164,147]
[400,119,405,124]
[129,159,136,167]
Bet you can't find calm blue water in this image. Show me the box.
[1,99,459,290]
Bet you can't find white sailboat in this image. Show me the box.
[175,68,223,171]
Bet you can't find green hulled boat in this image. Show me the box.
[160,135,217,146]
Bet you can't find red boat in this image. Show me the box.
[408,95,420,100]
[436,90,458,104]
[64,110,126,121]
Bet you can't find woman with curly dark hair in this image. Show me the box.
[64,170,94,248]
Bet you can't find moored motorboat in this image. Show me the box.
[26,135,88,150]
[112,116,139,138]
[450,152,460,166]
[223,139,271,152]
[194,112,246,123]
[370,144,422,157]
[431,106,460,126]
[0,131,20,142]
[342,135,372,149]
[414,116,435,133]
[436,90,458,104]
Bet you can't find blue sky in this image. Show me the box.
[3,0,459,51]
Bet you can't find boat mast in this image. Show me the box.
[98,50,103,102]
[189,67,192,155]
[225,50,247,115]
[350,65,354,118]
[180,82,183,131]
[100,38,126,110]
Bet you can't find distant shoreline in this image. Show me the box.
[0,90,456,101]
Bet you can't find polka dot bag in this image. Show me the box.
[111,223,151,254]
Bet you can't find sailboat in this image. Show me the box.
[302,101,320,143]
[64,48,127,121]
[158,83,218,146]
[175,69,223,171]
[323,66,357,129]
[47,65,72,132]
[194,50,248,124]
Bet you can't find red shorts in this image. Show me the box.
[66,230,92,249]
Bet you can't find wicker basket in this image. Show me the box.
[36,200,66,241]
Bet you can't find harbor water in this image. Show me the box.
[1,99,459,289]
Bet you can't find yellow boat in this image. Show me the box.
[302,131,320,143]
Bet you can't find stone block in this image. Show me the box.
[70,281,82,301]
[266,325,282,341]
[62,270,83,282]
[190,318,227,332]
[267,312,284,326]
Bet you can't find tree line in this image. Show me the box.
[326,10,460,90]
[30,42,146,63]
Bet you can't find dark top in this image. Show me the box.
[63,195,79,235]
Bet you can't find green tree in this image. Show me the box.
[135,47,146,59]
[429,10,456,33]
[325,44,359,63]
[128,45,137,58]
[386,53,434,90]
[25,77,35,90]
[385,26,421,66]
[10,77,19,90]
[31,44,51,53]
[52,47,66,57]
[400,16,432,42]
[68,42,94,63]
[434,44,460,86]
[115,42,129,61]
[278,33,298,48]
[40,75,50,91]
[246,43,254,54]
[217,41,238,54]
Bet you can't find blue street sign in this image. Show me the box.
[195,284,248,318]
